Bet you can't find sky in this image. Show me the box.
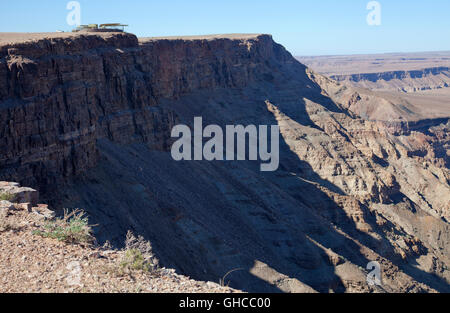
[1,0,450,56]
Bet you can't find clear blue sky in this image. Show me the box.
[1,0,449,55]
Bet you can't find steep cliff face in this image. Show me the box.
[0,33,449,293]
[0,33,294,191]
[0,33,176,190]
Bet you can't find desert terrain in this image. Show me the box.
[297,52,450,122]
[297,51,450,76]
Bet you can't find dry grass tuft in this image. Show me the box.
[32,209,95,245]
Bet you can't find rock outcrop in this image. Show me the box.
[0,33,294,192]
[0,33,177,191]
[0,181,55,219]
[0,181,39,205]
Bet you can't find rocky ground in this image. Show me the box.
[0,182,240,293]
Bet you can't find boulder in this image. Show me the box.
[0,200,15,215]
[32,204,55,220]
[0,182,39,206]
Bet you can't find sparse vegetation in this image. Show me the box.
[220,268,243,287]
[116,231,159,276]
[119,249,151,273]
[0,206,238,293]
[32,209,94,244]
[0,192,14,201]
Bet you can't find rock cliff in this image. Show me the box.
[0,32,449,293]
[0,33,293,191]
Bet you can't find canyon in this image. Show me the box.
[298,52,450,122]
[0,32,449,293]
[329,67,450,93]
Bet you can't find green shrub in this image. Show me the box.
[116,231,159,276]
[32,209,94,244]
[119,249,151,273]
[0,192,14,201]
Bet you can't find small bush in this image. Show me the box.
[116,231,159,275]
[32,209,94,244]
[119,249,151,273]
[0,192,14,201]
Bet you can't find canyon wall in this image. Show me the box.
[330,67,450,93]
[0,33,449,293]
[0,33,290,191]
